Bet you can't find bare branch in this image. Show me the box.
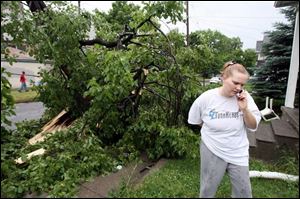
[79,38,118,48]
[135,15,153,30]
[144,86,170,103]
[144,81,176,92]
[148,19,177,63]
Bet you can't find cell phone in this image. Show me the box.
[236,89,243,97]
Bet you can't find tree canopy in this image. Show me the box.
[189,29,257,79]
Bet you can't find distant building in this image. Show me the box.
[255,33,270,67]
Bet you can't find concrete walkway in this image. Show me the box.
[24,155,167,198]
[77,157,167,198]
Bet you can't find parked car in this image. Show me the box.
[209,76,221,84]
[249,76,258,80]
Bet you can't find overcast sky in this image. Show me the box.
[72,1,288,50]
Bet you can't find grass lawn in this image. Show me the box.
[110,150,299,198]
[10,88,39,103]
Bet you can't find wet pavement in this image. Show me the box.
[5,102,46,130]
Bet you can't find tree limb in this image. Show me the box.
[143,86,170,103]
[79,38,118,48]
[144,81,176,92]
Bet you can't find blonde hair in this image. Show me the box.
[220,61,249,78]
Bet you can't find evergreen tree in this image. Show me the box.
[252,6,297,103]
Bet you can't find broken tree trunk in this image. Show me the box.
[15,110,75,164]
[28,110,74,145]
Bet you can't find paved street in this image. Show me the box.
[5,102,46,130]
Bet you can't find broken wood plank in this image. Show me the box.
[15,148,46,164]
[15,110,76,164]
[28,110,71,145]
[40,110,67,132]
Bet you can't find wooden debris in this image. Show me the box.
[15,110,75,164]
[28,110,73,145]
[15,148,46,164]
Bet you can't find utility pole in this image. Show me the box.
[186,1,189,46]
[78,1,80,14]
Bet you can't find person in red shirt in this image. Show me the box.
[19,71,28,92]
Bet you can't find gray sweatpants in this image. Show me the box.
[200,142,252,198]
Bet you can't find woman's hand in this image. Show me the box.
[237,90,257,129]
[236,90,247,111]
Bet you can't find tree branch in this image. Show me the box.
[79,38,118,48]
[26,1,46,12]
[144,81,176,93]
[79,16,154,49]
[143,86,170,103]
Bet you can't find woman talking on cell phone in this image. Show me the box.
[188,61,261,198]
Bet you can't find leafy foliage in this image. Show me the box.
[189,29,257,77]
[1,2,17,136]
[1,68,15,128]
[1,119,115,198]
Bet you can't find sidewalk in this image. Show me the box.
[24,155,167,198]
[77,157,167,198]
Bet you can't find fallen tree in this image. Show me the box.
[5,1,200,166]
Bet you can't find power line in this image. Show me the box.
[189,16,272,32]
[10,73,41,77]
[186,1,189,46]
[191,16,284,19]
[192,20,262,41]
